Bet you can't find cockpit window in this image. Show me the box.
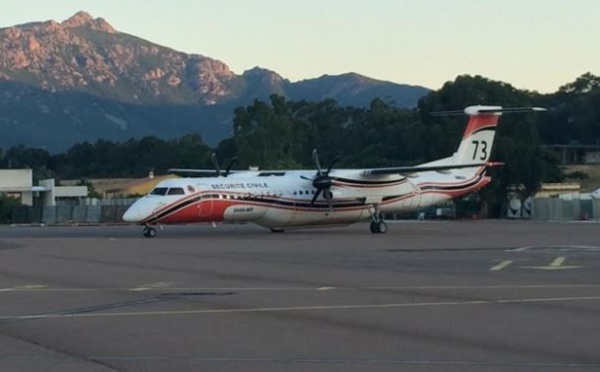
[167,187,185,195]
[150,187,168,196]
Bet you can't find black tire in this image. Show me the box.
[370,221,378,234]
[144,227,157,238]
[377,221,388,234]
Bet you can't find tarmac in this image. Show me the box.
[0,220,599,371]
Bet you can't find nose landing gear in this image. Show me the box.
[143,225,157,238]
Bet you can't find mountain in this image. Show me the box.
[0,11,430,151]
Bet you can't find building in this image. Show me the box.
[103,173,178,198]
[0,169,88,206]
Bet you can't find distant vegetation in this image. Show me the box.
[3,74,600,216]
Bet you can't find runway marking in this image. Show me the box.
[15,284,48,289]
[0,284,48,292]
[3,354,600,368]
[510,245,600,253]
[490,260,513,271]
[1,283,600,293]
[130,281,176,291]
[2,295,600,321]
[523,257,583,271]
[85,356,600,368]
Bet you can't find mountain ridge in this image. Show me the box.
[0,11,430,151]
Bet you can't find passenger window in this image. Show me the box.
[167,187,185,195]
[150,187,168,196]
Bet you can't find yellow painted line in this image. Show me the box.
[2,296,600,321]
[551,257,565,267]
[523,257,583,270]
[490,260,513,271]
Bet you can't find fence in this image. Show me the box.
[532,198,600,221]
[10,200,136,225]
[6,197,600,225]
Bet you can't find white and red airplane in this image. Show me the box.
[123,105,544,237]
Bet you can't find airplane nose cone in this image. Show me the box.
[122,206,142,223]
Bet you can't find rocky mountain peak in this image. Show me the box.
[61,11,116,33]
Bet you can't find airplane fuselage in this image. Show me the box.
[122,105,543,236]
[123,168,489,230]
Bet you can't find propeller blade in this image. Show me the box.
[326,155,341,175]
[224,156,238,177]
[300,175,313,181]
[210,153,221,177]
[310,189,322,206]
[312,148,323,176]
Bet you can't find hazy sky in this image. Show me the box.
[1,0,598,93]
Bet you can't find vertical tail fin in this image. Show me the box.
[421,106,545,172]
[453,105,502,164]
[452,106,546,165]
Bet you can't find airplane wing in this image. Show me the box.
[167,168,246,177]
[361,162,501,176]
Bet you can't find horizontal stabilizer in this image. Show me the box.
[363,162,491,176]
[431,106,546,116]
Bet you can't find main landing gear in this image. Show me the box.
[369,205,388,234]
[143,225,157,238]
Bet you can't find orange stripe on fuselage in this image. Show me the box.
[463,115,499,138]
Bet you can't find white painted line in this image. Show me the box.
[510,246,531,252]
[510,245,600,253]
[130,281,176,291]
[2,295,600,321]
[15,284,48,290]
[2,283,600,294]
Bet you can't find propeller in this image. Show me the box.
[301,149,340,207]
[211,153,238,177]
[210,153,221,177]
[223,156,238,177]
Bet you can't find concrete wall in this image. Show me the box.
[54,186,88,198]
[0,169,32,188]
[0,169,34,205]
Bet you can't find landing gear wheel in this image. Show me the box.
[270,228,285,233]
[376,220,388,234]
[143,226,157,238]
[370,220,388,234]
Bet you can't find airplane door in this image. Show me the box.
[196,184,214,219]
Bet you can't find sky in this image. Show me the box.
[0,0,599,93]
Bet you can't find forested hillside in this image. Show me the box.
[2,73,600,215]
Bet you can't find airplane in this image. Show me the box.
[122,105,545,237]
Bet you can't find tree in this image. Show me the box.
[417,75,562,215]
